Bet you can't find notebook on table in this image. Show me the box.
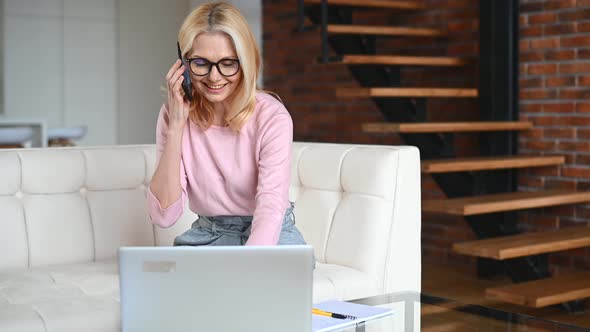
[119,245,314,332]
[312,300,394,332]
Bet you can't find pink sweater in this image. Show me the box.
[147,92,293,245]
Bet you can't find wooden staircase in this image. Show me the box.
[422,155,565,173]
[327,24,447,37]
[335,55,471,66]
[299,0,590,309]
[305,0,426,10]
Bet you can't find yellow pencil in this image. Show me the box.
[312,308,356,320]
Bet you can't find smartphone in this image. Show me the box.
[176,41,193,102]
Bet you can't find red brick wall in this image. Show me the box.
[519,0,590,273]
[263,0,590,274]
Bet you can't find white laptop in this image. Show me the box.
[119,245,314,332]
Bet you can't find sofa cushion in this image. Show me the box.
[0,260,120,332]
[313,263,380,302]
[0,258,379,331]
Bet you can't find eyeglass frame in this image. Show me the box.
[185,57,241,77]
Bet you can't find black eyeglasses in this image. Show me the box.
[186,57,240,77]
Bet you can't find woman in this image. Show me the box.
[147,2,307,247]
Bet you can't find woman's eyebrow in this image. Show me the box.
[188,54,238,60]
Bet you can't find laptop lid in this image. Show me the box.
[119,245,314,332]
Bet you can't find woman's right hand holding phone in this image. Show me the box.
[166,59,191,133]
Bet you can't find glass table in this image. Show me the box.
[332,291,590,331]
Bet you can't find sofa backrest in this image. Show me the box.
[0,142,420,293]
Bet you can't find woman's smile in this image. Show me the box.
[203,82,228,93]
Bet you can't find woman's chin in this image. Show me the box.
[202,93,229,104]
[199,87,233,103]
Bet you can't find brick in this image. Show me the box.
[580,76,590,86]
[546,76,575,87]
[520,51,545,62]
[545,206,576,217]
[576,155,590,165]
[521,103,543,112]
[544,128,576,139]
[520,77,544,88]
[546,178,577,190]
[527,63,557,75]
[520,140,557,150]
[528,166,560,176]
[578,129,590,139]
[559,9,590,21]
[529,12,557,25]
[562,36,590,48]
[448,21,477,32]
[518,175,545,188]
[558,141,590,151]
[544,23,576,35]
[520,89,558,99]
[544,0,577,9]
[559,62,590,73]
[560,88,590,99]
[562,167,590,178]
[577,103,590,112]
[579,22,590,33]
[532,115,590,126]
[578,181,590,191]
[543,103,575,113]
[520,2,544,12]
[521,127,544,139]
[547,50,576,61]
[530,37,559,49]
[521,25,543,37]
[579,49,590,59]
[447,44,478,56]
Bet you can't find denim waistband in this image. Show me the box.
[196,201,295,237]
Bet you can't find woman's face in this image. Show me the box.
[189,31,242,105]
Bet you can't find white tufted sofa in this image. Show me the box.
[0,142,421,332]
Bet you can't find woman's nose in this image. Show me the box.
[208,65,222,81]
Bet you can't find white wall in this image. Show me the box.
[3,0,261,145]
[118,0,189,145]
[3,0,118,145]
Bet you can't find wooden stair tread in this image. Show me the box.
[453,226,590,260]
[305,0,426,10]
[337,87,478,98]
[422,155,565,173]
[423,190,590,216]
[362,121,533,133]
[328,24,447,37]
[486,271,590,308]
[339,55,471,66]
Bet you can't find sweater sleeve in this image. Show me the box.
[246,107,293,245]
[146,104,188,228]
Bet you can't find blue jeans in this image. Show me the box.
[173,202,307,246]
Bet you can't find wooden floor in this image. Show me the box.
[423,261,590,329]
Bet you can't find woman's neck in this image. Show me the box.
[212,102,229,126]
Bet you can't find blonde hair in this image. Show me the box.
[178,2,261,132]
